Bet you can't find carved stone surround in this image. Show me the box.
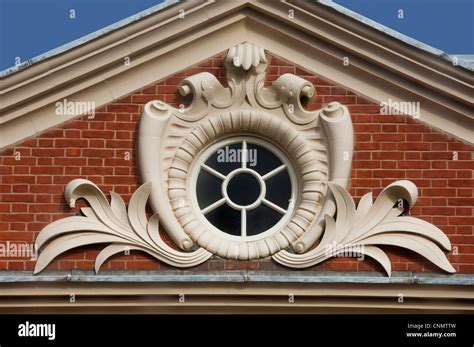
[34,42,455,277]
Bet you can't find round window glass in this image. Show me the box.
[191,137,297,240]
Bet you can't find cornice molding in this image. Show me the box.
[0,271,473,313]
[0,0,472,148]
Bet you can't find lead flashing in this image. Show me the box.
[0,270,473,286]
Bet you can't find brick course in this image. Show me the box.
[0,53,472,273]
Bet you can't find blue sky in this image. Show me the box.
[335,0,474,54]
[0,0,473,71]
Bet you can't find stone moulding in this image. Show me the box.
[167,109,323,259]
[33,42,456,276]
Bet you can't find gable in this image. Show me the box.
[1,52,472,275]
[0,38,473,313]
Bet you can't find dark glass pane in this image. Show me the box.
[246,143,282,175]
[196,170,223,210]
[196,138,293,237]
[205,204,241,236]
[205,143,242,175]
[246,205,283,236]
[265,171,292,209]
[227,173,260,206]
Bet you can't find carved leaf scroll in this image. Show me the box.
[272,180,456,276]
[34,179,211,274]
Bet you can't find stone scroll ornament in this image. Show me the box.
[34,42,455,276]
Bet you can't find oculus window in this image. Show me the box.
[192,137,297,240]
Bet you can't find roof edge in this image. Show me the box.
[0,0,472,148]
[317,0,474,72]
[0,0,181,78]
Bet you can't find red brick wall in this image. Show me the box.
[0,53,473,273]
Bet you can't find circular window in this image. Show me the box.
[168,109,325,259]
[191,137,297,241]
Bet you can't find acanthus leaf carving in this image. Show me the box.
[34,179,211,274]
[272,180,456,276]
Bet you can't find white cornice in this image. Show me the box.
[0,271,473,313]
[0,0,472,148]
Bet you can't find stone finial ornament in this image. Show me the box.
[226,42,267,70]
[34,42,455,276]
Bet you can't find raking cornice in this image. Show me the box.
[1,0,472,148]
